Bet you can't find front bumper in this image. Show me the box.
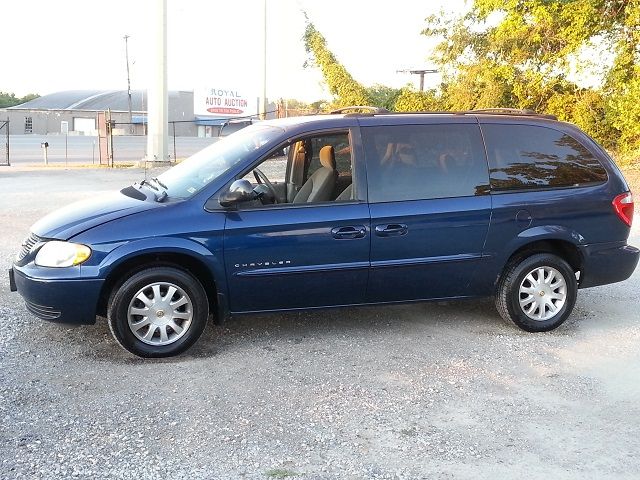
[10,267,103,325]
[579,242,640,288]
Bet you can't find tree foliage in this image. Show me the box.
[364,84,402,111]
[423,0,640,154]
[303,23,371,108]
[394,88,441,112]
[0,92,39,109]
[303,4,638,157]
[607,76,640,152]
[302,21,442,113]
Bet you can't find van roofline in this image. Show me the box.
[321,106,558,121]
[257,108,560,131]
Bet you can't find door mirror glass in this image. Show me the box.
[219,179,256,207]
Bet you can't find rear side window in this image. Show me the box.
[482,124,607,191]
[362,124,489,203]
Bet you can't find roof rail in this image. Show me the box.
[469,108,557,120]
[329,106,390,114]
[323,106,557,120]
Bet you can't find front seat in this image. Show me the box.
[293,145,338,203]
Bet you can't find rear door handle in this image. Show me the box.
[331,226,366,239]
[374,224,408,237]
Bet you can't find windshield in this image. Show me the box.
[155,124,284,199]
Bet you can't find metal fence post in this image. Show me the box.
[5,118,9,166]
[172,121,177,162]
[108,109,114,168]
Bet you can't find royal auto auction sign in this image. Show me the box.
[194,88,256,117]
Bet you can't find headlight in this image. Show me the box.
[34,241,92,267]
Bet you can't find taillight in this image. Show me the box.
[612,192,634,227]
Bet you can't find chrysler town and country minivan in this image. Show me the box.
[10,108,639,357]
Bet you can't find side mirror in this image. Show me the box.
[219,179,256,207]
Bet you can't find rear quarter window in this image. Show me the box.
[482,124,608,191]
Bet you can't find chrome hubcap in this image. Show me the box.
[127,282,193,346]
[518,266,567,321]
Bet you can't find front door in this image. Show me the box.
[224,204,370,312]
[223,129,370,312]
[360,121,492,302]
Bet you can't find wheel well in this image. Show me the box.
[507,239,583,274]
[96,253,217,318]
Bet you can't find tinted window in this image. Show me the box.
[483,124,607,191]
[362,124,489,202]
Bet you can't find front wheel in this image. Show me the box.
[496,253,577,332]
[107,267,209,357]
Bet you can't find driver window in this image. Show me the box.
[238,130,355,208]
[241,147,289,184]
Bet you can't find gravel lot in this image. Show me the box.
[1,166,639,479]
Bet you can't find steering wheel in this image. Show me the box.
[253,167,278,204]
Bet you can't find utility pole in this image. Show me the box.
[396,69,438,91]
[260,0,267,120]
[146,0,169,163]
[123,35,133,134]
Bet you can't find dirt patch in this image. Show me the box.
[1,168,639,479]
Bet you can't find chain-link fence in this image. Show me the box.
[109,111,283,163]
[5,106,319,166]
[275,101,322,118]
[105,120,219,164]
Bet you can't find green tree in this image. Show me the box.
[0,91,39,108]
[423,0,640,153]
[394,87,442,112]
[607,75,640,154]
[281,98,309,110]
[309,99,330,111]
[0,92,20,108]
[365,84,401,110]
[19,93,39,104]
[302,22,439,112]
[303,22,371,108]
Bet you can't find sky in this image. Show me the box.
[2,0,466,103]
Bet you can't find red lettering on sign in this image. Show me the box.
[207,107,244,115]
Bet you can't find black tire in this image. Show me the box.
[495,253,577,332]
[107,267,209,358]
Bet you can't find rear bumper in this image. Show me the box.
[579,242,640,288]
[11,267,102,325]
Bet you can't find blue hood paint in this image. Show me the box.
[31,190,159,240]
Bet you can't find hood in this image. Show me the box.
[31,188,159,240]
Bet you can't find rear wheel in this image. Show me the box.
[107,267,209,357]
[496,253,577,332]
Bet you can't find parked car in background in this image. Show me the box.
[10,107,638,357]
[219,118,259,137]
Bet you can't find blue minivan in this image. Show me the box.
[10,109,639,357]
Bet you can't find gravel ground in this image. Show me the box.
[1,166,639,480]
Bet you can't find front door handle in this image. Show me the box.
[331,226,366,239]
[374,224,408,237]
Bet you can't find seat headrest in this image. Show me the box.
[319,145,336,170]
